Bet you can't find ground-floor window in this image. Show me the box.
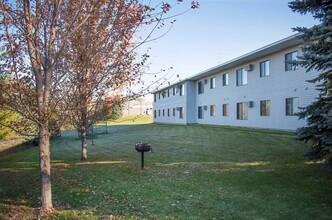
[198,106,203,119]
[210,105,216,117]
[167,108,170,117]
[163,109,165,117]
[158,109,161,117]
[237,102,248,120]
[154,110,157,118]
[286,97,299,116]
[179,107,184,119]
[173,108,176,117]
[222,104,229,116]
[260,100,270,116]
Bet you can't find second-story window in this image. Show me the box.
[222,73,229,86]
[236,68,248,86]
[198,81,204,94]
[173,87,176,96]
[260,60,270,77]
[210,77,216,89]
[285,51,298,71]
[178,84,184,96]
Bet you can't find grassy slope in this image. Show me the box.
[0,116,331,219]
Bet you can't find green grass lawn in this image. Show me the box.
[0,116,331,219]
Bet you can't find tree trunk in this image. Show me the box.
[39,124,53,209]
[81,128,87,161]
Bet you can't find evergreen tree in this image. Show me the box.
[289,0,332,170]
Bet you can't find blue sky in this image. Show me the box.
[139,0,318,96]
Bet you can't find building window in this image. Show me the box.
[167,108,170,117]
[154,94,157,102]
[260,100,270,116]
[158,93,160,99]
[198,81,204,94]
[210,105,216,117]
[222,104,229,116]
[179,84,184,96]
[154,110,157,118]
[162,109,165,117]
[158,109,161,117]
[222,73,229,86]
[210,77,216,89]
[173,108,176,117]
[199,81,203,93]
[198,106,203,119]
[260,60,270,77]
[237,102,248,120]
[179,107,184,119]
[173,87,176,96]
[167,89,170,97]
[236,68,248,86]
[285,51,298,71]
[286,97,299,116]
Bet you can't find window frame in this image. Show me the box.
[179,84,184,96]
[210,77,216,89]
[286,97,299,116]
[210,105,216,117]
[236,68,248,86]
[237,102,248,120]
[179,107,184,119]
[222,73,229,86]
[198,106,203,119]
[198,81,204,94]
[222,104,229,116]
[285,51,298,71]
[260,60,270,77]
[260,100,270,116]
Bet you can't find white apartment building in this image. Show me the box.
[152,34,319,131]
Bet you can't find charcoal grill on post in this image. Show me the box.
[135,142,152,170]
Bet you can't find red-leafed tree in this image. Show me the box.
[0,0,199,212]
[62,1,148,162]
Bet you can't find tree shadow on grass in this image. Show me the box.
[0,140,36,158]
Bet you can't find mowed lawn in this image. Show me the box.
[0,116,331,219]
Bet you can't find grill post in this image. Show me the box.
[141,152,144,170]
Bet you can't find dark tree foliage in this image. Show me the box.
[289,0,332,170]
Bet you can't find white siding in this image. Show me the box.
[153,83,187,124]
[153,43,319,131]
